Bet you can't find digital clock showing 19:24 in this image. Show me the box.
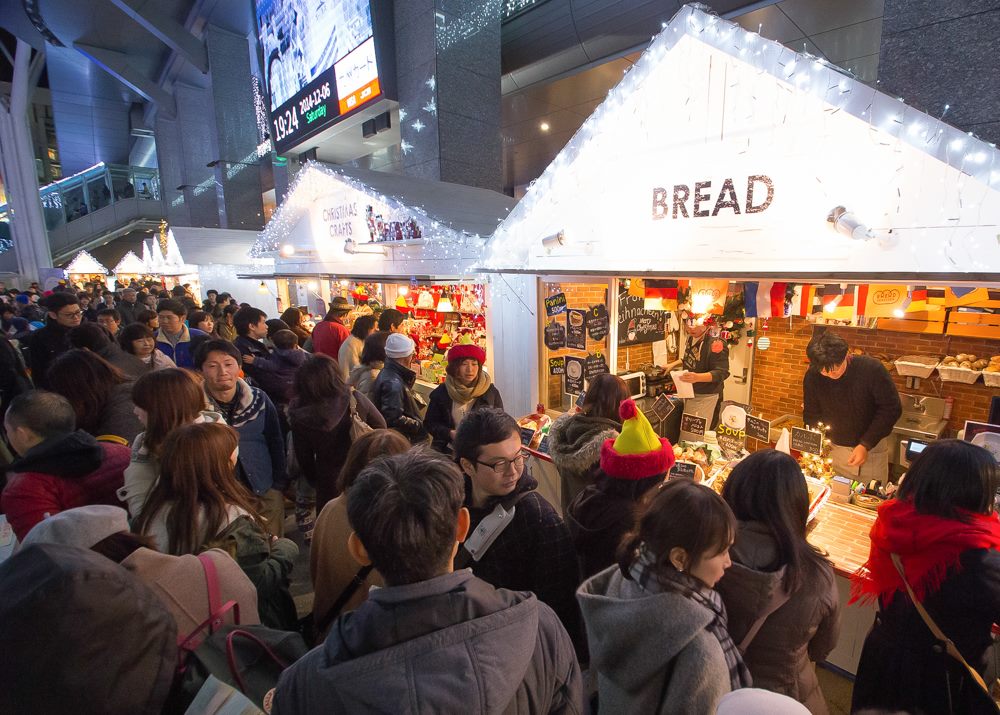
[271,107,300,145]
[271,81,335,146]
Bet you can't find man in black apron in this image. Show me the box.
[677,316,730,437]
[803,331,902,482]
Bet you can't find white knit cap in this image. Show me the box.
[715,689,810,714]
[21,505,129,550]
[385,333,416,358]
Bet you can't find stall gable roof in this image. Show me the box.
[113,251,146,274]
[170,228,261,265]
[254,162,516,257]
[66,250,108,275]
[482,3,1000,280]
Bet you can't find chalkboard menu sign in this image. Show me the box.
[680,413,707,437]
[791,426,824,455]
[650,394,676,421]
[586,304,609,342]
[566,310,587,349]
[618,290,667,346]
[548,357,565,375]
[520,426,536,446]
[716,424,746,460]
[536,434,551,455]
[544,317,566,350]
[584,353,609,381]
[544,292,567,316]
[670,462,698,480]
[565,357,585,394]
[745,415,771,442]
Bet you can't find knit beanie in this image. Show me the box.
[447,343,486,364]
[385,332,416,358]
[21,505,129,550]
[600,399,675,480]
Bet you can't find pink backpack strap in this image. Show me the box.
[176,552,241,653]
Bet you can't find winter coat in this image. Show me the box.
[287,389,386,509]
[207,379,287,494]
[122,546,260,637]
[0,334,32,418]
[311,318,350,361]
[566,471,663,579]
[252,347,309,405]
[142,502,248,555]
[117,410,225,519]
[274,569,583,715]
[424,382,504,453]
[24,321,72,389]
[547,412,619,512]
[464,470,583,654]
[204,515,300,630]
[372,359,428,444]
[716,521,840,714]
[0,544,178,715]
[310,495,385,638]
[348,362,381,400]
[117,300,141,325]
[217,321,237,342]
[96,343,147,380]
[155,325,207,370]
[852,548,1000,715]
[89,381,144,444]
[337,334,364,380]
[1,431,130,540]
[578,565,733,714]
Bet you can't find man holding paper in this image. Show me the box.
[675,315,730,433]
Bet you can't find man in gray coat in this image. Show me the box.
[273,449,583,714]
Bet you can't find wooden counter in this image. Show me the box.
[808,501,875,579]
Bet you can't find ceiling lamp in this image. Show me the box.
[436,295,455,313]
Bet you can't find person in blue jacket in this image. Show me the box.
[154,299,206,369]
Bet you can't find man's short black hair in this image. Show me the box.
[155,299,186,318]
[453,408,520,466]
[41,292,79,314]
[806,331,850,372]
[5,390,76,438]
[234,306,267,337]
[272,329,298,350]
[347,450,464,586]
[96,308,121,323]
[351,314,376,340]
[69,322,112,351]
[170,286,186,297]
[193,338,243,370]
[377,308,404,332]
[206,289,218,297]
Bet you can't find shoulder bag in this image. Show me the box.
[891,552,1000,713]
[348,389,374,441]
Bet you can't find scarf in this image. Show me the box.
[445,369,493,405]
[850,498,1000,605]
[630,549,752,691]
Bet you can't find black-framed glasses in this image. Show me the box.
[59,310,84,319]
[476,449,530,475]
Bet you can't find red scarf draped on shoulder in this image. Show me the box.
[850,498,1000,605]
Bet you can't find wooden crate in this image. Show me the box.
[947,312,1000,339]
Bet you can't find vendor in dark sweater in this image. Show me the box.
[803,331,901,481]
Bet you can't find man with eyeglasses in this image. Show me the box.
[804,330,901,482]
[454,408,584,656]
[24,293,82,389]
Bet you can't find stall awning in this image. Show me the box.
[480,4,1000,283]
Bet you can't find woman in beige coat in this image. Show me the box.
[716,450,841,714]
[310,429,410,636]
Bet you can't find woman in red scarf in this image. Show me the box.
[851,439,1000,714]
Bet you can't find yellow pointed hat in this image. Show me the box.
[600,399,675,479]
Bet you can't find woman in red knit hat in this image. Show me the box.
[851,439,1000,715]
[423,342,503,454]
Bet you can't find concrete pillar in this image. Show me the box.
[394,0,502,191]
[0,40,52,283]
[879,2,1000,147]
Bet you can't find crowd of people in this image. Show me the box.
[0,279,998,715]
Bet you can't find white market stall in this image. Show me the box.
[112,250,149,287]
[252,162,515,390]
[65,250,110,289]
[479,3,1000,676]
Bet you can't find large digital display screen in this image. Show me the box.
[256,0,382,154]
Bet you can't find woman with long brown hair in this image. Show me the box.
[46,348,143,444]
[310,429,411,637]
[134,422,260,554]
[135,422,300,629]
[716,450,840,713]
[117,368,223,518]
[280,307,312,348]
